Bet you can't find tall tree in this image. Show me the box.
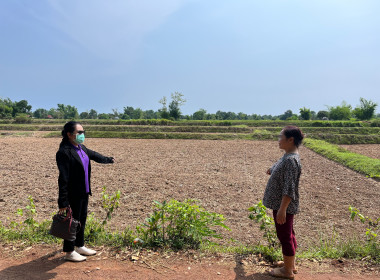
[33,108,48,119]
[328,102,352,120]
[352,98,378,120]
[168,92,186,120]
[0,98,13,118]
[299,107,311,120]
[192,108,207,120]
[88,109,98,119]
[79,111,90,119]
[280,110,294,120]
[158,96,170,119]
[317,110,329,120]
[57,104,79,119]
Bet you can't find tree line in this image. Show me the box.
[0,94,378,121]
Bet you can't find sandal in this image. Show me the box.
[268,267,295,280]
[273,260,298,274]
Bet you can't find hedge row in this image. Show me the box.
[43,131,379,144]
[1,124,379,135]
[1,119,379,127]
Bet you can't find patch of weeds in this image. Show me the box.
[136,199,230,249]
[0,196,56,244]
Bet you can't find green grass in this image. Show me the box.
[2,124,380,134]
[1,194,379,264]
[304,139,380,178]
[1,218,378,263]
[44,131,278,141]
[41,130,379,144]
[1,119,379,127]
[307,133,380,144]
[298,231,379,263]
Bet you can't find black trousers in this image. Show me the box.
[63,195,89,252]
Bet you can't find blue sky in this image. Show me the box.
[0,0,379,115]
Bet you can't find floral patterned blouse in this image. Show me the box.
[263,153,301,215]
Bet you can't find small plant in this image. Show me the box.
[349,206,379,242]
[85,187,121,243]
[17,195,38,228]
[137,199,230,249]
[248,200,278,248]
[100,186,121,226]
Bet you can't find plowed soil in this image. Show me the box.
[340,144,380,159]
[0,136,379,279]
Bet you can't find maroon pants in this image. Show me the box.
[273,210,297,256]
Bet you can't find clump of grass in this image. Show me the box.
[299,232,379,263]
[303,139,380,178]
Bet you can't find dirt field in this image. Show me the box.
[0,137,379,248]
[340,144,380,159]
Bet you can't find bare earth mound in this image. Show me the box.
[0,137,379,249]
[340,144,380,159]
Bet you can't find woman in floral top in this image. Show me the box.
[263,126,304,280]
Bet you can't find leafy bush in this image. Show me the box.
[248,201,280,261]
[348,206,379,262]
[0,196,56,243]
[349,206,379,243]
[328,102,352,120]
[85,186,121,243]
[136,199,230,249]
[352,98,378,120]
[14,114,32,124]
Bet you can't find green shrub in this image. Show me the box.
[136,199,230,249]
[14,114,32,124]
[349,206,379,243]
[248,201,280,261]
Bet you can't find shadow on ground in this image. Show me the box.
[234,254,274,280]
[0,250,62,280]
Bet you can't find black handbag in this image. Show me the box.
[49,207,81,241]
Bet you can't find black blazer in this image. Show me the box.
[56,142,113,208]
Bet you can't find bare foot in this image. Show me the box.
[269,267,295,279]
[273,260,298,274]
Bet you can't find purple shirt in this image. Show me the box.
[72,144,90,193]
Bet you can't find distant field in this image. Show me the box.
[0,119,379,144]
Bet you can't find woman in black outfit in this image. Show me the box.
[56,121,114,262]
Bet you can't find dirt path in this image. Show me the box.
[0,245,379,280]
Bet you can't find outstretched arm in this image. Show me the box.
[85,147,114,164]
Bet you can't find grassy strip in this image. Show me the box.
[43,130,379,144]
[44,131,277,141]
[1,194,378,263]
[307,134,380,144]
[2,124,380,135]
[303,139,380,178]
[1,219,378,263]
[1,119,379,127]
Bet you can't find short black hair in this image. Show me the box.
[283,126,304,147]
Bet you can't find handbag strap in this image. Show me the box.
[62,207,74,233]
